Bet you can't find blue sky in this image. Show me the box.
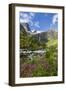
[20,12,58,32]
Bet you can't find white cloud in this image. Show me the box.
[29,12,35,17]
[20,12,35,23]
[20,13,30,23]
[36,30,41,33]
[20,12,40,29]
[32,29,36,32]
[20,19,29,23]
[34,21,40,28]
[30,21,33,26]
[52,14,58,24]
[20,13,28,18]
[49,14,58,30]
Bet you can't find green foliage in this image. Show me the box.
[20,30,30,48]
[20,29,58,77]
[20,29,46,50]
[29,37,40,50]
[45,39,58,76]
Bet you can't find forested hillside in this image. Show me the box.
[20,23,58,77]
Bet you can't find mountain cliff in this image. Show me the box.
[20,23,57,42]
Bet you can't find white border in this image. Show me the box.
[15,6,63,84]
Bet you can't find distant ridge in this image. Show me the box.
[20,23,57,42]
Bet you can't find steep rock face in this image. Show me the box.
[32,32,48,42]
[47,30,58,39]
[20,23,31,33]
[20,23,57,42]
